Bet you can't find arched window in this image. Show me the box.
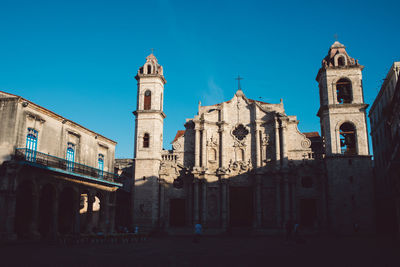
[147,65,152,74]
[339,123,357,155]
[338,56,345,67]
[143,133,150,148]
[26,128,38,162]
[66,143,75,171]
[336,78,353,104]
[144,90,151,110]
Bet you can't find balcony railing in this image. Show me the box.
[15,148,119,183]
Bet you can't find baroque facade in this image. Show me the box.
[130,42,374,234]
[0,91,121,240]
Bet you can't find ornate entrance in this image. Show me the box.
[229,187,253,227]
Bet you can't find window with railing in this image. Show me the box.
[25,128,38,162]
[66,143,75,171]
[98,154,104,178]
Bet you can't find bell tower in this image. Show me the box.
[133,53,166,227]
[316,41,374,234]
[316,41,369,156]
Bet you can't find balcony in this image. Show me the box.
[15,148,121,186]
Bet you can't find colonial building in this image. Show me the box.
[369,62,400,235]
[0,91,122,240]
[129,42,375,234]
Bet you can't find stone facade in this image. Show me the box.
[0,91,121,240]
[369,62,400,235]
[130,42,375,235]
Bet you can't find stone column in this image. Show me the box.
[221,177,228,229]
[275,177,282,228]
[193,178,199,224]
[29,191,40,239]
[73,190,81,234]
[159,179,165,229]
[275,118,280,162]
[284,176,291,223]
[201,179,207,225]
[195,126,201,167]
[218,124,225,168]
[281,121,288,166]
[85,191,94,233]
[254,175,262,227]
[103,193,110,233]
[51,192,59,239]
[4,192,17,240]
[201,129,207,167]
[255,127,261,168]
[291,178,296,222]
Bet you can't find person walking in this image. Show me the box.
[193,223,202,243]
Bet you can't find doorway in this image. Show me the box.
[229,187,253,227]
[169,199,186,227]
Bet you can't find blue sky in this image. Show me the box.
[1,0,399,158]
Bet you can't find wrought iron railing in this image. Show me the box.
[15,148,119,183]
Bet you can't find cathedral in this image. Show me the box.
[129,41,374,234]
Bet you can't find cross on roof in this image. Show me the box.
[235,75,243,90]
[150,48,155,54]
[334,33,338,41]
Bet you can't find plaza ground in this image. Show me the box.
[1,235,399,267]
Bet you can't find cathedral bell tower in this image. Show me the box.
[133,53,166,227]
[316,41,374,234]
[316,41,369,156]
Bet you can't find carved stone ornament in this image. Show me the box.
[301,138,311,149]
[207,135,218,147]
[172,142,181,150]
[262,134,270,146]
[233,140,246,147]
[227,159,252,174]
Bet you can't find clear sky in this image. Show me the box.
[1,0,399,158]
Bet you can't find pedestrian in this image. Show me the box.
[193,223,202,243]
[294,222,299,243]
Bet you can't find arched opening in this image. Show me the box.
[339,122,357,155]
[338,56,345,67]
[336,78,353,104]
[143,133,150,148]
[38,184,56,239]
[144,90,151,110]
[14,180,34,239]
[58,187,75,235]
[147,65,152,74]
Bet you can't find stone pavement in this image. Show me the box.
[1,235,399,267]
